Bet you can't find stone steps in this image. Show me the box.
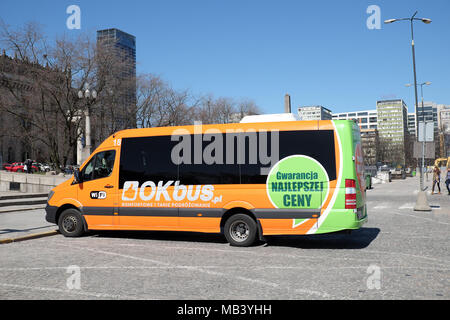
[0,196,48,208]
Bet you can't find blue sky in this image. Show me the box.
[1,0,449,114]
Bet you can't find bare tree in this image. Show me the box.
[1,20,262,168]
[136,74,199,128]
[0,23,98,167]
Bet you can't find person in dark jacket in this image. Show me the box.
[26,159,32,174]
[445,168,450,195]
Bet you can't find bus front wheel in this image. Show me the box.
[58,209,84,237]
[224,214,257,247]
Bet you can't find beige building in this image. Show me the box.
[332,109,378,130]
[376,99,409,166]
[298,106,332,120]
[360,128,378,166]
[438,105,450,157]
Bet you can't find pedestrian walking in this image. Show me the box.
[431,165,441,195]
[445,168,450,195]
[26,159,32,174]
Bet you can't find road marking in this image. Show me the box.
[363,249,450,265]
[389,211,450,226]
[59,240,447,267]
[53,242,336,299]
[0,282,135,299]
[413,190,432,195]
[1,265,449,272]
[120,243,380,263]
[398,203,414,210]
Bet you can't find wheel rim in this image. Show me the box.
[229,220,250,242]
[62,215,77,233]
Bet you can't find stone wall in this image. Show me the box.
[0,171,70,193]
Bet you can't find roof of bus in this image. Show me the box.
[96,119,354,150]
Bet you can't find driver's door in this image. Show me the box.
[77,149,118,228]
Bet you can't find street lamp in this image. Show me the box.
[77,83,97,165]
[406,81,431,185]
[385,11,432,211]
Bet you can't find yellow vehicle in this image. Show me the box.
[434,157,450,169]
[45,119,367,246]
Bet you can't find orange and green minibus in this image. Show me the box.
[46,118,367,246]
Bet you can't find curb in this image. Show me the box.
[0,230,59,244]
[0,206,46,214]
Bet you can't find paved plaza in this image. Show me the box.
[0,175,449,300]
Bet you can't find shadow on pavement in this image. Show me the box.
[89,227,380,249]
[91,230,228,244]
[265,227,380,249]
[0,225,56,235]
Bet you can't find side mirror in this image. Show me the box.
[74,168,83,184]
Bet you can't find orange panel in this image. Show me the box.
[177,217,221,232]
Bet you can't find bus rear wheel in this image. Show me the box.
[58,209,84,237]
[224,214,257,247]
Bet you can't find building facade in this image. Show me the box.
[298,106,332,120]
[438,105,450,157]
[332,109,378,130]
[376,99,409,166]
[415,101,438,140]
[360,128,379,166]
[0,52,72,164]
[96,28,137,146]
[407,113,416,137]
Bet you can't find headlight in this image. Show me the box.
[47,190,55,202]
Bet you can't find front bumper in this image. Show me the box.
[45,204,58,224]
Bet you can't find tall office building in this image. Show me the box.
[415,101,438,139]
[376,99,409,166]
[298,106,332,120]
[96,28,137,137]
[437,104,450,157]
[407,113,416,136]
[332,109,378,130]
[97,28,136,77]
[437,104,450,130]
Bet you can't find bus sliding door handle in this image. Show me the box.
[104,185,114,189]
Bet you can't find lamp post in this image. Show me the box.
[77,84,97,165]
[406,81,431,185]
[385,11,432,211]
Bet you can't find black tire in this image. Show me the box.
[58,209,84,237]
[223,214,258,247]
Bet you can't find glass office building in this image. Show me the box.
[97,28,137,129]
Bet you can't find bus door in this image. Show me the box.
[77,150,118,227]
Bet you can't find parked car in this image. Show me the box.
[2,163,12,170]
[10,162,39,173]
[39,163,52,172]
[4,162,20,171]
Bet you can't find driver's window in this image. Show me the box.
[82,150,116,182]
